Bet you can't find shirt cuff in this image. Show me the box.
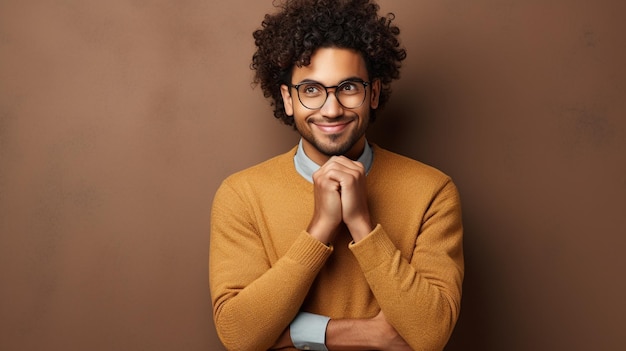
[290,312,331,351]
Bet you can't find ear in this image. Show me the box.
[280,84,294,116]
[369,79,381,109]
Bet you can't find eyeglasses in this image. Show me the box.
[290,80,370,110]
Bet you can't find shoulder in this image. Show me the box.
[220,146,299,190]
[212,146,305,212]
[370,144,458,197]
[371,145,450,181]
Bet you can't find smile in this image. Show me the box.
[312,121,352,134]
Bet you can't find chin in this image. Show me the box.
[316,140,355,157]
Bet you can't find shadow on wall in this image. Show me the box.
[367,85,427,156]
[444,217,492,351]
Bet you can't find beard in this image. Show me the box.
[295,116,369,157]
[301,131,361,157]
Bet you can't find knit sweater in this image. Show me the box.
[209,144,464,351]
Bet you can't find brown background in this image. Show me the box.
[1,0,625,350]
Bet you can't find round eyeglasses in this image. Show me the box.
[290,80,370,110]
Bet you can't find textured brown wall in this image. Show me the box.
[1,1,624,350]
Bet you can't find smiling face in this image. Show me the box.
[281,47,381,165]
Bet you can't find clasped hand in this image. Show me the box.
[307,156,373,244]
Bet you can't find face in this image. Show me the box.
[281,47,381,165]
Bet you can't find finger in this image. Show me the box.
[311,167,344,188]
[324,168,361,188]
[318,160,364,184]
[327,156,366,173]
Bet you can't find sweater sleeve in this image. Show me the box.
[349,179,464,351]
[209,181,332,351]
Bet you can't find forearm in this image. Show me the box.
[272,312,411,351]
[350,218,463,349]
[214,263,309,349]
[211,232,332,350]
[271,322,381,351]
[271,316,387,350]
[349,179,463,350]
[325,317,380,350]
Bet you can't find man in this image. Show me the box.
[209,1,464,350]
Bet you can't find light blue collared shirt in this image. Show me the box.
[294,138,374,183]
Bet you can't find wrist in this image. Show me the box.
[307,219,338,244]
[345,217,373,242]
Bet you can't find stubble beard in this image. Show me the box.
[296,112,370,158]
[315,133,355,156]
[299,125,365,157]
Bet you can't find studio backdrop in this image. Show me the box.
[0,1,624,350]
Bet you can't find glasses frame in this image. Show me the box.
[289,79,370,110]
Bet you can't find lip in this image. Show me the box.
[312,121,352,134]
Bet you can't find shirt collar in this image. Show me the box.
[294,139,373,183]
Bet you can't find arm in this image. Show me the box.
[350,180,464,351]
[294,157,415,351]
[326,311,413,351]
[310,156,463,350]
[271,311,412,351]
[209,181,333,351]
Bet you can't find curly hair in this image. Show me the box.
[251,0,407,127]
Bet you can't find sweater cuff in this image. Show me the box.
[285,231,333,271]
[348,224,396,272]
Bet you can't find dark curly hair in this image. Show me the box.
[251,0,407,127]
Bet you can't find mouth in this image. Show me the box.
[311,120,353,134]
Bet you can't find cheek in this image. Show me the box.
[292,111,308,127]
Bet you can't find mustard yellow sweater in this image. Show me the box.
[209,145,464,351]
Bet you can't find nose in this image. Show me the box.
[320,91,344,118]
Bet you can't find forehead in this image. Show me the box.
[292,47,368,84]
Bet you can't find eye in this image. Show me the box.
[338,81,361,94]
[301,83,323,96]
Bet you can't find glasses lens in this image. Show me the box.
[297,83,327,109]
[336,81,366,109]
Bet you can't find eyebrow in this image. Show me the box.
[294,76,366,85]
